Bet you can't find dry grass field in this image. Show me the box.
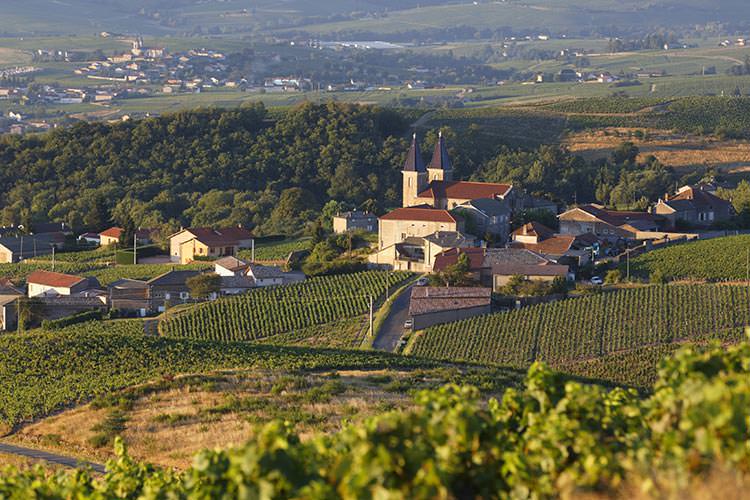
[8,367,501,470]
[565,127,750,172]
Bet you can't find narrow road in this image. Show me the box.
[0,442,106,473]
[373,286,414,352]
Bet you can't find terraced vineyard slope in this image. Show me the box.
[628,234,750,281]
[159,271,411,342]
[409,285,750,385]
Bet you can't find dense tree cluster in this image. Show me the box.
[476,142,677,209]
[0,102,410,236]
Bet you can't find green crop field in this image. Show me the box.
[408,284,750,384]
[159,271,411,342]
[237,237,312,262]
[628,235,750,281]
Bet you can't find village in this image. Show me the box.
[0,131,737,338]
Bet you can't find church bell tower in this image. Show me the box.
[402,133,428,208]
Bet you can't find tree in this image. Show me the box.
[186,273,221,301]
[432,252,474,287]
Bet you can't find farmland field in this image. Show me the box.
[408,284,750,386]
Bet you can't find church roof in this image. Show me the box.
[428,131,451,172]
[418,180,512,201]
[402,133,426,172]
[380,206,459,224]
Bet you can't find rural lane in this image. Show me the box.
[0,441,106,473]
[372,285,414,352]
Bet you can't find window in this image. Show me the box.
[180,292,189,300]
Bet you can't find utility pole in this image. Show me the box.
[251,239,255,263]
[746,248,749,283]
[133,233,137,265]
[51,245,55,272]
[369,295,374,338]
[19,236,23,262]
[626,248,630,282]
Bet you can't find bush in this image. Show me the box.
[605,269,622,284]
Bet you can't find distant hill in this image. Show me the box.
[4,0,750,37]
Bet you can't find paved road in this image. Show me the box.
[0,442,106,473]
[373,285,413,352]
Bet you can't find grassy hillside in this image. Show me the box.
[408,284,750,386]
[628,235,750,281]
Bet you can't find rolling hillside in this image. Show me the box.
[4,0,750,37]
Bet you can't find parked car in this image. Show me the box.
[590,276,604,285]
[416,277,429,286]
[404,318,413,329]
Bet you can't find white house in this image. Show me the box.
[26,270,100,298]
[247,264,284,287]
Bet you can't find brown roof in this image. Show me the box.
[667,186,733,211]
[418,180,512,201]
[26,270,86,288]
[564,204,656,227]
[409,286,492,316]
[214,256,249,272]
[380,207,458,224]
[432,247,486,273]
[511,222,555,240]
[491,263,569,277]
[510,235,576,256]
[185,227,253,246]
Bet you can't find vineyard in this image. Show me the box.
[237,237,311,262]
[0,341,748,498]
[540,97,668,114]
[0,261,211,285]
[0,330,451,428]
[408,285,750,383]
[628,234,750,281]
[159,271,410,342]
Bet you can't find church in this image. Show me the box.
[369,132,515,271]
[401,132,515,210]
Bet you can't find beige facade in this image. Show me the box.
[178,239,237,264]
[402,170,428,208]
[100,234,120,246]
[493,273,560,290]
[378,218,460,250]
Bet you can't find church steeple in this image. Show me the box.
[427,131,453,182]
[402,133,426,172]
[402,133,428,207]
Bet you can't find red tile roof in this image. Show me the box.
[380,207,458,224]
[27,270,86,288]
[99,227,124,239]
[418,180,512,201]
[432,247,486,273]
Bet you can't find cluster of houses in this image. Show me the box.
[0,255,298,331]
[329,132,738,330]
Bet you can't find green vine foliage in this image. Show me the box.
[1,339,749,498]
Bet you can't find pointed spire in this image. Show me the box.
[403,133,426,172]
[429,130,451,172]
